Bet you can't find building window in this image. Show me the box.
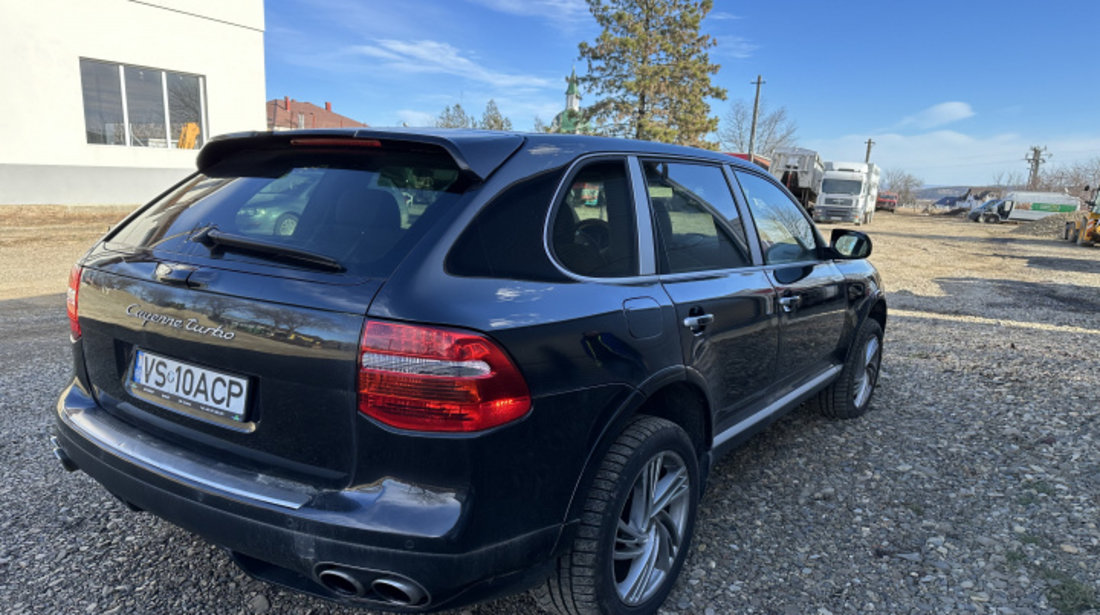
[79,58,207,149]
[80,59,125,145]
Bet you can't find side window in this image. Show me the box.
[735,171,818,265]
[550,160,638,277]
[643,161,750,274]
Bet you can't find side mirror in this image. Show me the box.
[830,229,872,259]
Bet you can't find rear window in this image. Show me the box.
[107,149,470,278]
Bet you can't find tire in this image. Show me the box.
[273,213,299,236]
[534,416,699,615]
[1070,225,1080,244]
[1077,219,1093,246]
[1064,222,1073,241]
[809,318,883,420]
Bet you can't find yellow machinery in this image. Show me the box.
[1064,185,1099,246]
[176,122,200,150]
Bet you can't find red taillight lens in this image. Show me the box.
[358,321,531,432]
[67,264,82,340]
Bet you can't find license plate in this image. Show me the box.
[131,350,249,423]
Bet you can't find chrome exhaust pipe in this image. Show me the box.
[51,437,79,472]
[317,568,366,597]
[370,576,427,606]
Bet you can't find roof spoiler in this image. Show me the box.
[196,129,525,183]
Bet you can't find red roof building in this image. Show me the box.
[266,97,367,130]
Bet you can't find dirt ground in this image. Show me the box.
[0,205,135,300]
[2,203,1095,304]
[3,205,1098,615]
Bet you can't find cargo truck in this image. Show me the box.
[770,147,824,214]
[875,191,898,212]
[816,161,880,225]
[969,191,1079,223]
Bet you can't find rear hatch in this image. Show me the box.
[73,133,506,487]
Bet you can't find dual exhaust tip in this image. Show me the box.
[317,567,428,607]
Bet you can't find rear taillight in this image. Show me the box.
[358,320,531,432]
[67,264,82,340]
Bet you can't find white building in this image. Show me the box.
[0,0,266,205]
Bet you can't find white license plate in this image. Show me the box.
[131,350,249,422]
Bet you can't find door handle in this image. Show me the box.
[682,313,714,332]
[779,295,802,313]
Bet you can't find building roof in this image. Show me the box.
[266,97,367,131]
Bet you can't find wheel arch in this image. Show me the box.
[553,369,714,553]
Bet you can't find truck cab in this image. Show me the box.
[875,191,898,212]
[816,161,881,225]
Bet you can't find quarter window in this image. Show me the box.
[550,160,638,278]
[735,171,818,265]
[79,58,207,149]
[643,161,750,274]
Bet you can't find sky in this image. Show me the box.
[265,0,1100,186]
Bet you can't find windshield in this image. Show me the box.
[821,179,863,195]
[106,152,469,278]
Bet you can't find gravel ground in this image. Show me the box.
[1,210,1097,614]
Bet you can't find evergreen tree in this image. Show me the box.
[479,99,513,131]
[578,0,725,148]
[435,103,476,129]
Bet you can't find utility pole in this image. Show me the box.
[1025,146,1049,189]
[747,75,765,160]
[864,138,875,163]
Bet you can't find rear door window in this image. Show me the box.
[643,161,751,274]
[106,150,468,278]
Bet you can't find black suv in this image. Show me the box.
[55,129,886,614]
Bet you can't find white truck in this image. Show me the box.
[816,161,881,225]
[969,190,1080,223]
[769,147,824,214]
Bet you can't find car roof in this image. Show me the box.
[200,128,759,182]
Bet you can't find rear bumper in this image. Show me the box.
[54,380,562,611]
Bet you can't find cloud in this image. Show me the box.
[350,40,555,89]
[803,130,1100,186]
[395,109,437,127]
[898,102,975,130]
[714,35,758,59]
[709,11,742,20]
[466,0,590,24]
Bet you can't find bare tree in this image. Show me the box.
[990,170,1026,190]
[1035,157,1100,195]
[882,169,923,206]
[718,99,797,158]
[478,99,513,131]
[434,104,476,129]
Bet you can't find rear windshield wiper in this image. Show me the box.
[191,226,346,273]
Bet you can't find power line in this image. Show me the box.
[1024,146,1049,188]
